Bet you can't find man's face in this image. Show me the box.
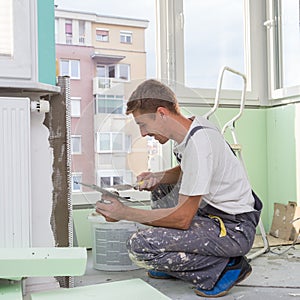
[133,110,169,144]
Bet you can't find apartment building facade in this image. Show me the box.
[55,9,149,194]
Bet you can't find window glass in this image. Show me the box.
[118,64,130,80]
[0,0,13,56]
[99,133,110,151]
[60,59,80,79]
[96,29,109,42]
[281,0,300,88]
[54,0,155,77]
[183,0,244,89]
[108,65,115,78]
[78,20,85,44]
[125,135,132,153]
[72,174,82,192]
[65,19,73,44]
[60,60,69,76]
[100,176,111,187]
[0,0,33,79]
[99,176,122,187]
[70,59,80,78]
[97,132,124,152]
[71,136,81,154]
[113,176,122,185]
[65,20,72,34]
[120,31,132,43]
[97,65,106,77]
[112,133,123,151]
[95,94,123,114]
[71,98,81,117]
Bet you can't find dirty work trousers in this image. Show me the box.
[126,191,262,290]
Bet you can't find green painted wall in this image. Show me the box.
[73,104,298,245]
[73,209,94,248]
[266,104,297,218]
[37,0,56,86]
[180,104,298,231]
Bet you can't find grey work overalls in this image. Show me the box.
[126,126,262,289]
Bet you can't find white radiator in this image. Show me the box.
[0,97,31,247]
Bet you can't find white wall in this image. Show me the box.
[30,99,55,247]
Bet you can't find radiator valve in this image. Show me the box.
[30,100,50,113]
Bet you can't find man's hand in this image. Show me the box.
[95,194,126,221]
[136,171,161,191]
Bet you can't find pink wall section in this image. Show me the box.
[56,44,96,187]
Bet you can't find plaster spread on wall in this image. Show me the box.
[43,76,73,288]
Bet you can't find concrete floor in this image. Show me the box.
[74,241,300,300]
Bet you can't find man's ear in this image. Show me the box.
[157,107,169,118]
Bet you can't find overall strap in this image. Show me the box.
[175,126,210,164]
[185,126,210,147]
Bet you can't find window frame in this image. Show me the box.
[78,20,86,44]
[0,0,37,82]
[117,64,130,81]
[71,135,82,154]
[95,94,124,114]
[120,31,132,44]
[96,132,125,153]
[71,97,81,117]
[96,169,127,188]
[156,0,263,106]
[72,173,82,192]
[96,28,109,42]
[60,59,80,79]
[96,64,130,81]
[265,0,300,103]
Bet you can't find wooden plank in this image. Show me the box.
[0,281,22,300]
[30,279,171,300]
[0,247,87,279]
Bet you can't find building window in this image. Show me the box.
[125,135,132,153]
[95,94,124,114]
[99,175,123,188]
[71,135,81,154]
[118,64,130,80]
[96,170,124,188]
[71,97,81,117]
[72,173,82,192]
[0,0,13,57]
[78,20,85,44]
[65,19,73,44]
[60,59,80,79]
[96,28,109,42]
[120,31,132,43]
[96,65,106,77]
[96,64,130,81]
[108,65,115,78]
[96,132,124,153]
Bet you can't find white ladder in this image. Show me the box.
[205,66,269,260]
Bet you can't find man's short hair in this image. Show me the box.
[126,79,180,115]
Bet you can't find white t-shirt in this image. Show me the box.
[173,116,255,215]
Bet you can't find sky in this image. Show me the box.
[54,0,157,78]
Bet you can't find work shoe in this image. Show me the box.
[194,256,252,298]
[147,270,174,279]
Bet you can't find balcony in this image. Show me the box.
[93,77,125,95]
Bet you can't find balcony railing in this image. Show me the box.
[93,77,125,95]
